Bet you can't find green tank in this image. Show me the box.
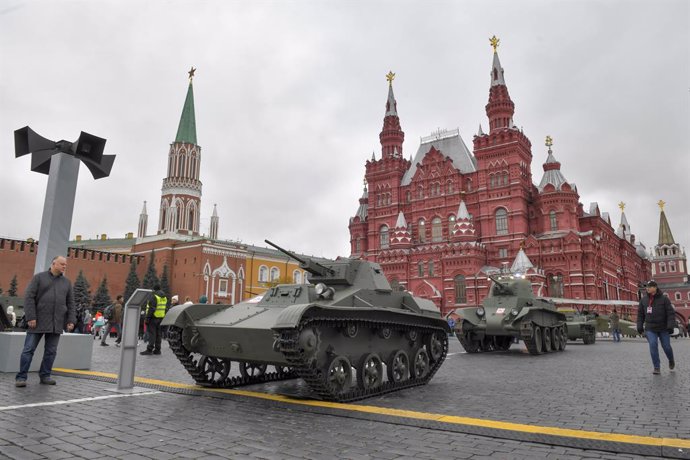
[561,309,598,344]
[161,240,449,402]
[452,274,567,355]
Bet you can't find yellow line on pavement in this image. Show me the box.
[53,368,690,450]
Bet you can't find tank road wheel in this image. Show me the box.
[559,327,567,351]
[412,348,430,379]
[239,362,268,378]
[527,325,543,355]
[425,332,445,362]
[199,356,231,385]
[326,356,352,395]
[357,353,384,390]
[543,327,552,352]
[550,327,560,351]
[387,350,410,383]
[378,327,393,339]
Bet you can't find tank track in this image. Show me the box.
[276,316,448,403]
[166,326,297,388]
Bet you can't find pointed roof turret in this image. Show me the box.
[657,200,676,245]
[390,210,412,247]
[379,71,405,159]
[511,248,534,273]
[615,201,632,241]
[352,180,368,222]
[477,124,485,136]
[141,200,148,214]
[175,67,198,145]
[452,199,477,241]
[538,136,572,192]
[485,36,515,133]
[212,203,218,217]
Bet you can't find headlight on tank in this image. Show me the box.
[315,283,334,300]
[511,308,519,316]
[476,307,485,317]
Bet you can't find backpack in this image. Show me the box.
[104,304,115,320]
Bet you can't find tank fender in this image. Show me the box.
[160,303,227,328]
[453,307,483,328]
[272,304,313,329]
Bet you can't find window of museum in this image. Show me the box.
[417,186,424,199]
[355,238,361,253]
[218,279,228,296]
[495,208,508,235]
[549,274,564,298]
[454,275,467,304]
[293,270,301,284]
[660,263,666,273]
[428,260,435,277]
[498,248,508,259]
[431,217,442,242]
[675,292,682,301]
[406,191,411,203]
[258,266,268,282]
[418,220,427,243]
[270,267,280,281]
[417,262,424,277]
[549,210,557,231]
[669,262,676,272]
[447,180,453,194]
[380,225,390,249]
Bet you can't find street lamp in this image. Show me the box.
[14,126,116,273]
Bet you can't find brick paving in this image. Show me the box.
[1,334,688,459]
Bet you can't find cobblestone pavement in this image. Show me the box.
[1,334,687,459]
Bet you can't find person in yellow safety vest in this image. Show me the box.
[140,284,168,356]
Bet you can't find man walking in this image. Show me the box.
[637,280,676,375]
[140,284,167,356]
[15,255,76,387]
[101,295,123,347]
[610,308,621,342]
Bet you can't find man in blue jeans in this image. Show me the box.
[637,280,676,375]
[15,256,76,387]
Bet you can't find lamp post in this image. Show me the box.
[14,126,115,273]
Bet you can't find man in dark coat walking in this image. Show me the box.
[15,255,76,387]
[637,280,676,375]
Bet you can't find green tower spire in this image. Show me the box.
[175,68,197,145]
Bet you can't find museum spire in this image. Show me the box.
[175,67,198,145]
[379,71,404,159]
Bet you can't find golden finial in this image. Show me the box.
[188,66,196,81]
[489,35,500,53]
[658,199,666,210]
[545,135,553,148]
[618,202,625,212]
[386,71,395,87]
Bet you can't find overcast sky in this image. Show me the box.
[1,0,688,260]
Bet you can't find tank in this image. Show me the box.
[560,309,597,344]
[452,274,567,355]
[161,240,450,402]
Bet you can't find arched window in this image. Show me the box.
[447,180,454,194]
[549,274,564,298]
[380,225,389,249]
[490,175,495,188]
[669,262,676,272]
[417,185,424,199]
[549,210,557,231]
[355,237,361,253]
[454,275,466,304]
[258,266,268,282]
[660,262,666,273]
[293,270,301,284]
[431,217,442,242]
[417,261,424,277]
[495,208,508,235]
[270,267,280,281]
[418,219,426,243]
[428,260,435,276]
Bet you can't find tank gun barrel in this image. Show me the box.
[488,274,506,290]
[265,240,334,277]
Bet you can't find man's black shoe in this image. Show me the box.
[653,368,661,375]
[101,342,109,346]
[40,378,57,385]
[15,380,26,388]
[153,350,161,355]
[140,350,153,355]
[670,361,675,370]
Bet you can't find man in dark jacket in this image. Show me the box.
[16,256,76,387]
[637,280,676,375]
[140,285,167,356]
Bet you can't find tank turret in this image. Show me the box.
[451,273,567,355]
[162,240,450,402]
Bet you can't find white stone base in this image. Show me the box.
[0,332,93,373]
